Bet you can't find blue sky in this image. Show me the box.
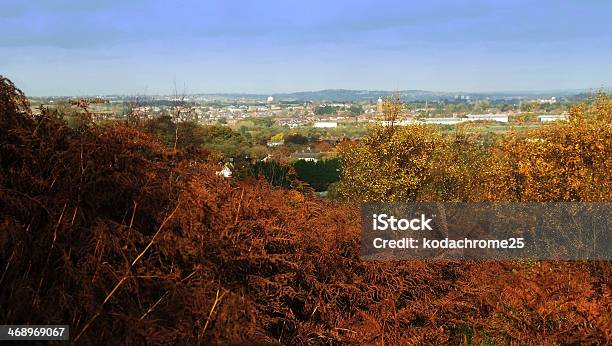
[1,0,610,95]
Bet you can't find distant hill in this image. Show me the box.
[273,89,450,102]
[192,88,607,102]
[191,89,461,102]
[33,87,609,102]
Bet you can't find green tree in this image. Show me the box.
[248,145,269,160]
[292,158,341,192]
[314,105,337,115]
[200,125,250,158]
[247,160,294,188]
[349,104,364,116]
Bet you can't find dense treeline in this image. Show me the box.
[144,115,250,157]
[245,158,341,193]
[293,158,341,192]
[246,160,294,188]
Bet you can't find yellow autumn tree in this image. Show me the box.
[337,97,491,202]
[338,94,610,203]
[337,123,440,201]
[483,93,611,202]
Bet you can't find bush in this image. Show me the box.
[292,158,341,192]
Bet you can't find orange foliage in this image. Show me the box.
[0,76,609,344]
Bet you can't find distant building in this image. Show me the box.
[314,121,338,128]
[419,114,508,125]
[319,136,340,145]
[381,119,416,126]
[538,97,557,104]
[216,163,233,178]
[267,139,285,147]
[291,152,319,162]
[465,113,509,123]
[376,97,384,115]
[267,96,274,103]
[421,117,467,125]
[538,114,568,122]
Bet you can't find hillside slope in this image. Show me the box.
[0,77,609,344]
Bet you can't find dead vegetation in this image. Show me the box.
[0,76,610,344]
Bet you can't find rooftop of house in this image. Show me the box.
[291,152,319,159]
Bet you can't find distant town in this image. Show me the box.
[29,88,594,130]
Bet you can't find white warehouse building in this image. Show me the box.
[314,121,338,128]
[420,118,467,125]
[538,114,568,122]
[465,113,509,123]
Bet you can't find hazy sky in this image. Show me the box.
[1,0,611,95]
